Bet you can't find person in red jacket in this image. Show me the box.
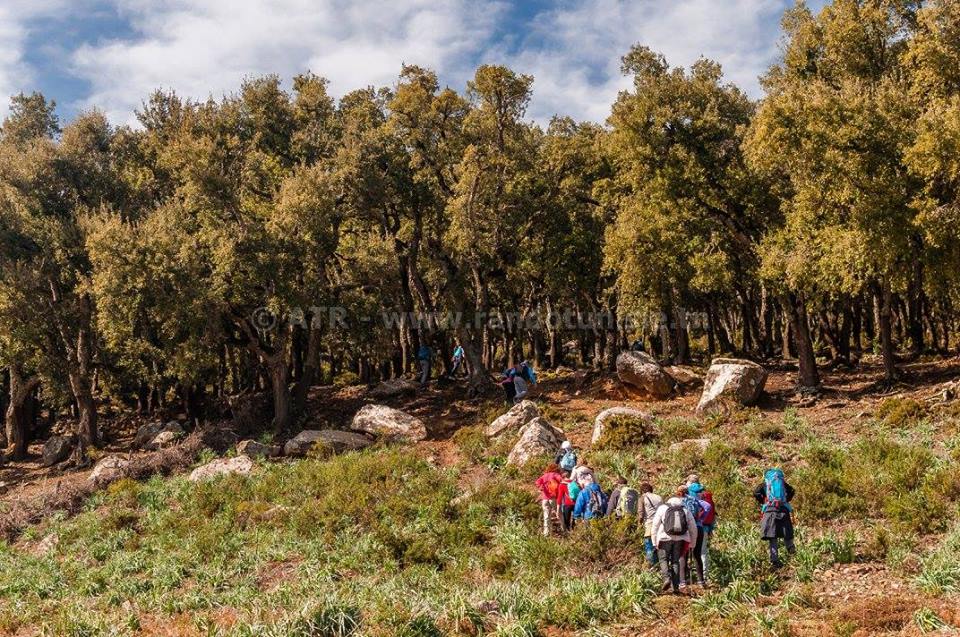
[535,463,564,537]
[555,469,577,533]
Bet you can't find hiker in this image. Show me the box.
[754,468,796,568]
[686,474,717,584]
[572,461,594,487]
[606,475,640,518]
[683,482,713,587]
[640,483,664,566]
[500,367,517,404]
[519,360,537,385]
[651,487,698,594]
[449,342,465,378]
[416,341,433,387]
[556,469,578,532]
[631,338,645,352]
[535,463,565,537]
[573,475,607,523]
[555,440,577,473]
[513,366,529,403]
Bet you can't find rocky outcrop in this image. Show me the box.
[134,421,184,450]
[506,417,565,467]
[485,400,540,437]
[369,378,419,400]
[41,435,74,466]
[665,365,703,387]
[237,439,282,459]
[351,404,428,442]
[89,456,131,483]
[591,406,651,445]
[616,351,674,398]
[696,358,768,414]
[282,430,374,456]
[189,455,254,482]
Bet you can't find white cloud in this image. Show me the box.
[504,0,792,125]
[69,0,507,126]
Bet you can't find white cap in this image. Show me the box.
[561,440,572,450]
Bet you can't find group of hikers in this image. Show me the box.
[414,339,539,405]
[536,442,796,594]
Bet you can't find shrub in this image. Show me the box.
[452,426,487,463]
[333,371,361,388]
[656,417,702,444]
[875,397,927,427]
[594,414,656,449]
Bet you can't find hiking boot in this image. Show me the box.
[661,580,672,593]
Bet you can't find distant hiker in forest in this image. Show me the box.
[556,468,577,533]
[651,487,698,594]
[683,482,713,587]
[513,366,529,402]
[640,483,663,566]
[449,342,465,378]
[606,475,640,518]
[535,463,565,537]
[500,367,517,404]
[754,468,796,568]
[573,474,607,523]
[416,341,433,388]
[555,440,577,472]
[686,474,717,585]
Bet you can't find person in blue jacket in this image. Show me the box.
[573,477,607,522]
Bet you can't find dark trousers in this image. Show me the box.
[769,537,796,565]
[686,530,705,584]
[560,505,574,532]
[450,358,463,377]
[658,540,684,592]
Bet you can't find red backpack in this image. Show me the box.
[701,491,717,526]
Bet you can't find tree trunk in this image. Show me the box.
[781,292,820,390]
[877,281,897,382]
[293,319,323,416]
[5,369,41,460]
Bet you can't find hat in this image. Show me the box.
[561,440,572,450]
[687,482,704,495]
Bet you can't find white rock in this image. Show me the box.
[506,417,565,467]
[369,378,419,399]
[351,404,428,442]
[189,455,254,482]
[89,456,131,483]
[282,430,374,456]
[134,421,184,450]
[616,351,674,398]
[237,439,282,459]
[696,358,768,414]
[485,400,540,437]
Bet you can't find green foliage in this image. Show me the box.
[875,397,928,427]
[594,414,657,450]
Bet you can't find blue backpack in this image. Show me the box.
[559,450,577,471]
[764,469,792,513]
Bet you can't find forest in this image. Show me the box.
[2,0,960,463]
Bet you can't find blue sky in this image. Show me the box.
[0,0,828,127]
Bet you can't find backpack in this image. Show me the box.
[587,487,606,518]
[559,450,577,472]
[664,504,688,536]
[701,491,716,526]
[764,469,793,513]
[684,496,703,525]
[543,474,561,500]
[617,487,640,517]
[520,362,537,384]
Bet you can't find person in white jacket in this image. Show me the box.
[650,488,699,594]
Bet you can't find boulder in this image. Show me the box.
[506,417,565,467]
[134,420,184,450]
[485,400,540,437]
[664,365,703,387]
[189,455,254,482]
[282,430,373,456]
[616,351,674,398]
[41,435,74,466]
[149,427,183,449]
[696,358,768,414]
[237,439,282,459]
[89,456,131,483]
[351,404,428,442]
[369,378,419,400]
[592,406,651,445]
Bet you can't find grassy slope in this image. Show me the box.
[3,385,960,635]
